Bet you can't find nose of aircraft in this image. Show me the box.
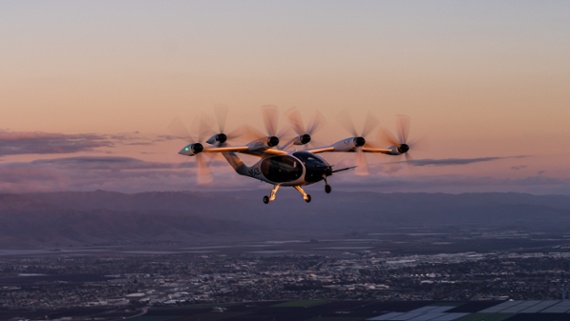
[305,164,333,183]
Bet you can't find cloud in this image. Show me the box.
[0,162,70,192]
[0,155,245,193]
[154,135,182,142]
[1,154,569,195]
[108,132,162,146]
[405,156,528,167]
[30,156,230,171]
[0,130,112,156]
[31,156,178,171]
[330,173,570,195]
[0,130,179,157]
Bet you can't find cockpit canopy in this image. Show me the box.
[260,155,303,183]
[293,151,332,183]
[292,151,329,168]
[259,152,332,184]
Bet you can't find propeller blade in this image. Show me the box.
[307,110,325,135]
[276,126,291,141]
[361,111,379,138]
[286,108,326,148]
[196,117,211,142]
[337,110,378,139]
[337,110,358,137]
[168,117,194,143]
[396,114,411,144]
[168,117,214,183]
[379,114,411,147]
[214,104,228,133]
[287,107,305,135]
[243,124,267,141]
[201,106,244,144]
[380,115,424,165]
[380,128,399,147]
[408,135,429,152]
[196,154,213,185]
[226,126,245,141]
[355,148,369,176]
[287,108,325,136]
[402,135,429,164]
[262,105,279,136]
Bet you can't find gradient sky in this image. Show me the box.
[1,1,570,194]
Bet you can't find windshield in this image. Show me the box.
[292,151,328,167]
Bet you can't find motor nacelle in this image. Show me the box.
[246,136,280,151]
[293,134,311,146]
[330,137,366,152]
[178,143,203,156]
[268,135,279,147]
[206,133,227,145]
[386,144,409,155]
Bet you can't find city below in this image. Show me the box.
[2,227,570,321]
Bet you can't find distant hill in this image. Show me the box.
[0,192,259,248]
[1,191,570,248]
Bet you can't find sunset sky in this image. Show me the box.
[1,1,570,195]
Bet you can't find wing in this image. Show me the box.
[261,149,289,156]
[305,146,335,154]
[361,146,394,155]
[202,146,249,153]
[202,145,288,157]
[307,138,395,155]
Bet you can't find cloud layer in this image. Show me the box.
[406,156,528,167]
[0,155,253,193]
[0,130,565,195]
[0,131,112,156]
[0,154,568,195]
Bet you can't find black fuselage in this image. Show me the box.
[258,151,332,185]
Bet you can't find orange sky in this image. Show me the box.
[1,1,570,194]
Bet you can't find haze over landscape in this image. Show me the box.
[1,190,570,248]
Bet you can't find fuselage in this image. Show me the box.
[246,151,332,186]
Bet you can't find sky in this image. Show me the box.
[1,1,570,195]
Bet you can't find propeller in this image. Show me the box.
[203,105,243,146]
[168,117,213,185]
[242,105,288,148]
[287,108,325,146]
[380,114,421,162]
[336,110,380,176]
[262,105,279,138]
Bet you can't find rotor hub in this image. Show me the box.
[268,136,280,147]
[192,143,204,154]
[216,133,227,144]
[355,136,366,147]
[398,144,409,154]
[300,134,311,145]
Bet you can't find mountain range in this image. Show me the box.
[1,190,570,248]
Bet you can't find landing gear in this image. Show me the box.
[263,185,313,203]
[323,175,332,193]
[262,185,280,204]
[294,186,311,203]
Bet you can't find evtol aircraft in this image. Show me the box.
[176,106,418,204]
